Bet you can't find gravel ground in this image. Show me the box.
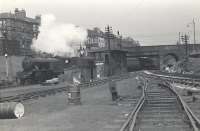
[0,83,67,98]
[0,76,141,131]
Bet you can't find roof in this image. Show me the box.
[0,13,40,24]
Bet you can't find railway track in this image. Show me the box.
[144,70,200,87]
[144,70,200,128]
[0,73,135,103]
[136,81,195,131]
[120,75,200,131]
[0,86,68,103]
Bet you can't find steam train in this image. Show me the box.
[17,57,65,85]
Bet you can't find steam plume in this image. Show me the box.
[32,14,87,57]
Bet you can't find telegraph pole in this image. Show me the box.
[105,25,113,77]
[105,25,118,101]
[181,34,189,72]
[193,19,196,45]
[181,34,189,58]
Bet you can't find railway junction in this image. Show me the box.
[0,71,200,131]
[1,9,200,131]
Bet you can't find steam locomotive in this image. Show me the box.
[17,57,64,85]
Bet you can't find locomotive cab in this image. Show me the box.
[17,57,64,85]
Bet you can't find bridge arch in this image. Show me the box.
[163,53,179,62]
[161,53,179,72]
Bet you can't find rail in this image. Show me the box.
[161,81,199,131]
[144,70,200,131]
[168,81,200,129]
[120,77,147,131]
[0,73,135,103]
[0,86,68,103]
[144,70,200,87]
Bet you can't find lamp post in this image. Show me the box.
[193,19,196,45]
[187,19,196,51]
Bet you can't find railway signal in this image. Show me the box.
[181,34,189,57]
[105,25,114,52]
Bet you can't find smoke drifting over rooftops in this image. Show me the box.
[32,14,87,57]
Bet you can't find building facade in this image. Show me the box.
[85,27,106,50]
[85,27,140,51]
[0,9,40,81]
[0,8,40,56]
[85,27,139,78]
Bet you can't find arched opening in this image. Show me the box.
[162,53,179,72]
[105,54,109,64]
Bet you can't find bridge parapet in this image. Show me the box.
[88,44,200,72]
[124,44,200,59]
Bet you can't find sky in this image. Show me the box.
[0,0,200,46]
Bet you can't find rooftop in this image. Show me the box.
[0,8,40,25]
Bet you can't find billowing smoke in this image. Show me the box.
[32,14,87,57]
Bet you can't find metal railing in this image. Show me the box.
[78,73,135,88]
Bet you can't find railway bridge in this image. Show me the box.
[125,44,200,70]
[89,44,200,76]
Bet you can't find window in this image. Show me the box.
[0,20,7,29]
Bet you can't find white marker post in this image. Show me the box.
[5,53,9,81]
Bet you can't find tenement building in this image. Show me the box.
[0,8,40,81]
[0,8,40,56]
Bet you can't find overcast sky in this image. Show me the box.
[0,0,200,45]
